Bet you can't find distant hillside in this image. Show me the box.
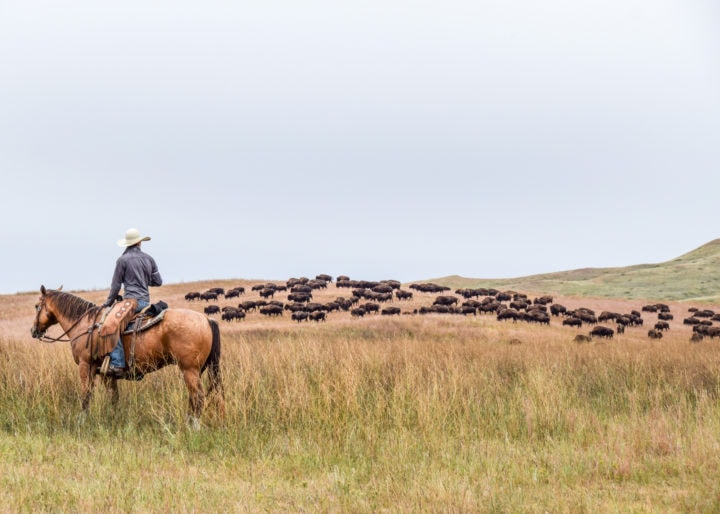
[428,239,720,302]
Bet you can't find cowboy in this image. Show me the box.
[102,228,163,377]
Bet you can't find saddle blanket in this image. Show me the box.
[124,307,167,334]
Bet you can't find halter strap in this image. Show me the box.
[37,303,104,344]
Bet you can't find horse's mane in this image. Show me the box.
[47,290,98,321]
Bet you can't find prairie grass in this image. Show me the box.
[2,284,720,511]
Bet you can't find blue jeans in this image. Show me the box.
[109,299,149,368]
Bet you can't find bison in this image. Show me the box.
[433,295,458,307]
[260,305,283,316]
[204,305,220,315]
[309,311,326,322]
[395,290,413,301]
[221,308,245,322]
[291,311,309,323]
[590,326,614,339]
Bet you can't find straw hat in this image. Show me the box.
[117,228,151,247]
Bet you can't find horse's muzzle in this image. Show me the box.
[30,327,44,339]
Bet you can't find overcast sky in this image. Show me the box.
[1,1,719,295]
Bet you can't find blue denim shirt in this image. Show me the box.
[106,245,162,304]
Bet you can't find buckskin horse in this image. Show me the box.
[30,285,224,427]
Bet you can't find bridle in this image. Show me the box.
[33,296,102,344]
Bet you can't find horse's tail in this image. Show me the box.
[202,318,223,397]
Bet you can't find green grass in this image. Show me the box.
[432,239,720,301]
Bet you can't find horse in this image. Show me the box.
[30,285,224,427]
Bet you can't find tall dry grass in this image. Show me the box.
[2,284,720,511]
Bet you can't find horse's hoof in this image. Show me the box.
[186,416,201,431]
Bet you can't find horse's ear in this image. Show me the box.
[41,285,47,295]
[57,285,63,291]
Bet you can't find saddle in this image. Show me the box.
[124,301,168,334]
[93,300,169,361]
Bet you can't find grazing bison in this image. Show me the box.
[204,305,220,315]
[334,297,355,311]
[460,305,477,315]
[381,307,401,316]
[571,309,597,324]
[550,304,567,316]
[284,302,308,313]
[563,317,582,328]
[259,288,276,299]
[654,321,670,331]
[598,311,619,323]
[350,307,366,317]
[658,312,673,321]
[309,311,326,322]
[409,283,451,293]
[222,308,245,322]
[240,300,258,311]
[200,291,218,302]
[497,308,520,322]
[433,295,458,307]
[533,295,553,305]
[291,311,309,322]
[362,302,380,314]
[478,301,501,314]
[573,334,592,344]
[510,300,530,311]
[590,326,614,339]
[260,305,283,316]
[647,329,663,339]
[524,310,550,325]
[694,325,720,339]
[395,290,413,301]
[288,293,312,303]
[694,309,715,318]
[184,292,201,301]
[224,287,245,299]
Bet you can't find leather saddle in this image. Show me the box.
[123,301,169,334]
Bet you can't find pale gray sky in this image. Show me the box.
[1,1,719,294]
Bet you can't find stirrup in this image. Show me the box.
[100,355,110,375]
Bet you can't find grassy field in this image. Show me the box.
[434,238,720,302]
[2,280,720,512]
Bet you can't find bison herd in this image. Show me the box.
[182,275,717,343]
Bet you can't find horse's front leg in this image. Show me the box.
[103,376,120,405]
[78,361,95,411]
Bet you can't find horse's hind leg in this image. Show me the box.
[181,368,205,427]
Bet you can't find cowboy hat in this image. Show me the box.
[117,228,151,247]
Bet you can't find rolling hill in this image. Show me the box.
[428,239,720,302]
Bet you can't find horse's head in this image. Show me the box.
[31,285,61,339]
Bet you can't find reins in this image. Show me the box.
[36,304,104,344]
